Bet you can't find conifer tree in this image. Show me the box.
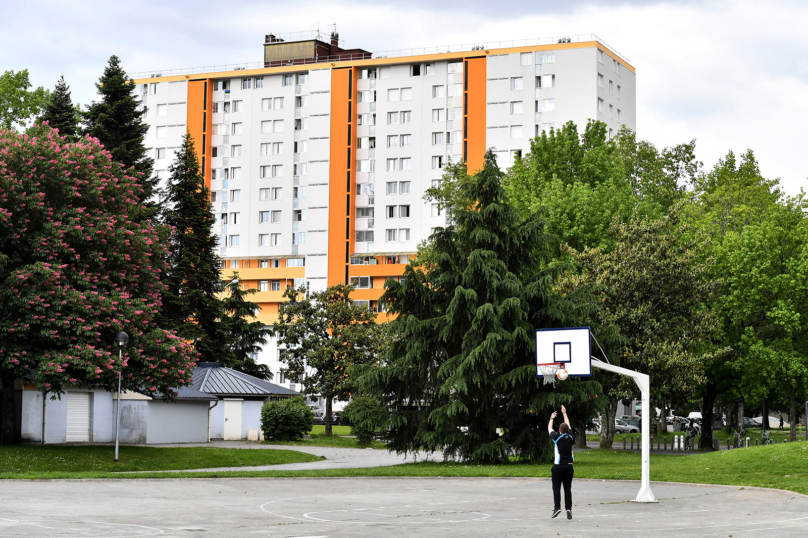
[83,56,157,212]
[159,133,228,362]
[40,76,79,142]
[359,150,599,463]
[221,275,272,380]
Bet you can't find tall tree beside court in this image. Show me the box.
[39,76,80,142]
[221,275,273,380]
[0,69,50,131]
[360,150,599,464]
[272,284,383,437]
[158,134,229,364]
[0,124,199,444]
[83,56,157,213]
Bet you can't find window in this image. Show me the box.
[149,83,158,94]
[358,113,375,125]
[387,112,399,124]
[537,51,556,63]
[259,280,269,291]
[511,149,522,163]
[230,190,240,202]
[609,80,613,94]
[231,167,241,180]
[358,90,375,102]
[270,233,281,246]
[358,183,374,195]
[511,77,523,90]
[521,52,533,66]
[261,142,283,155]
[432,109,445,122]
[425,63,434,75]
[432,203,442,217]
[598,50,605,64]
[448,61,462,73]
[399,228,410,241]
[294,118,307,131]
[400,158,412,172]
[609,104,613,118]
[598,98,604,113]
[399,205,410,218]
[387,135,399,148]
[283,74,293,86]
[449,130,462,143]
[540,75,555,88]
[386,229,396,242]
[387,158,399,172]
[538,99,555,112]
[232,122,242,135]
[401,87,412,101]
[271,280,281,291]
[411,64,421,77]
[432,85,445,98]
[231,145,242,157]
[213,124,227,135]
[386,205,397,218]
[156,104,167,117]
[598,74,604,88]
[449,107,463,120]
[294,163,306,176]
[232,100,242,112]
[296,73,309,84]
[259,259,269,268]
[271,210,282,223]
[400,134,411,147]
[295,95,308,108]
[254,77,264,88]
[210,191,217,202]
[432,156,444,169]
[292,232,305,245]
[448,83,463,97]
[229,235,240,247]
[359,67,377,79]
[156,126,166,139]
[241,79,251,90]
[271,120,284,132]
[351,276,372,289]
[288,258,305,267]
[613,59,620,74]
[156,148,166,160]
[510,101,523,115]
[510,125,523,139]
[388,88,400,102]
[259,211,270,223]
[617,85,622,98]
[356,207,374,218]
[258,234,269,246]
[617,109,622,122]
[432,132,444,145]
[357,160,374,172]
[401,111,412,123]
[355,230,374,242]
[229,212,239,225]
[271,187,282,200]
[399,181,411,194]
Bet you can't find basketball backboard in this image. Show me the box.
[535,327,592,378]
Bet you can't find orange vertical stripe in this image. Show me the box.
[186,79,213,189]
[327,68,357,287]
[464,57,487,175]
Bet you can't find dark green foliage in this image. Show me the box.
[359,150,600,464]
[83,56,156,211]
[342,396,388,444]
[40,76,79,142]
[260,396,314,441]
[159,134,228,363]
[0,69,49,130]
[221,275,272,380]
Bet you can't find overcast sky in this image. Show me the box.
[3,0,806,194]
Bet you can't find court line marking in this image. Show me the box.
[0,517,164,537]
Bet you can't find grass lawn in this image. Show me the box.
[0,445,322,479]
[586,428,806,445]
[262,424,387,450]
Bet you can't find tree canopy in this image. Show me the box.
[0,69,50,131]
[40,76,80,143]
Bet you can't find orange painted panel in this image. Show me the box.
[348,263,407,278]
[221,267,305,280]
[351,288,385,301]
[465,57,487,175]
[186,79,212,190]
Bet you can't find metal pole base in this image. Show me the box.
[631,485,658,503]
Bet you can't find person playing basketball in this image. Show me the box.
[548,405,574,519]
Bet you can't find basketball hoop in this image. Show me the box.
[538,363,563,386]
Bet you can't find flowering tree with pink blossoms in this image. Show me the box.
[0,124,199,442]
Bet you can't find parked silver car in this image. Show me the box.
[615,419,639,434]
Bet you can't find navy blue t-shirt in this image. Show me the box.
[550,431,575,465]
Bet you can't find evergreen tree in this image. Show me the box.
[40,76,79,142]
[159,133,228,362]
[83,56,157,212]
[359,150,599,463]
[221,275,273,380]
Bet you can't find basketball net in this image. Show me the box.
[538,363,563,386]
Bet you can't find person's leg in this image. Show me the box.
[563,465,574,511]
[551,465,562,511]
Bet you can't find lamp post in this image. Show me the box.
[113,331,129,462]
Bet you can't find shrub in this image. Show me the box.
[342,396,387,444]
[260,396,313,441]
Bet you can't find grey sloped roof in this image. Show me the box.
[173,386,218,400]
[190,366,299,397]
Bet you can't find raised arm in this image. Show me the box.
[562,405,571,429]
[548,411,557,434]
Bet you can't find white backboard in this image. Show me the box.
[536,327,592,378]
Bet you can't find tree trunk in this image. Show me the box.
[700,383,717,450]
[325,396,333,437]
[0,375,20,445]
[599,399,618,449]
[736,397,745,437]
[762,397,769,432]
[574,427,587,449]
[789,385,797,442]
[725,404,733,435]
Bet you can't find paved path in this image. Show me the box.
[1,478,806,537]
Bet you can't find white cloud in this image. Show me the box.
[3,0,806,192]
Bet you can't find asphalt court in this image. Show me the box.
[1,478,807,537]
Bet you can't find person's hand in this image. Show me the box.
[551,412,558,419]
[561,405,567,414]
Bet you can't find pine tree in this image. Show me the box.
[221,275,272,379]
[83,56,157,213]
[359,150,599,463]
[40,76,79,142]
[159,133,229,362]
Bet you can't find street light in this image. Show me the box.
[113,331,129,462]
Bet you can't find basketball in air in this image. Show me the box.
[557,369,569,381]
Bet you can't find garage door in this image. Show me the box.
[66,392,91,442]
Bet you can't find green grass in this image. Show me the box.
[587,428,806,445]
[261,424,387,450]
[0,445,321,479]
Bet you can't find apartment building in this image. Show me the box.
[135,32,636,389]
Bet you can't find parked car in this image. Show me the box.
[615,419,639,434]
[313,411,340,426]
[743,417,758,428]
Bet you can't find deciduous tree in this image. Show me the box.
[0,69,50,131]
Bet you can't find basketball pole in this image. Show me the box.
[591,359,657,503]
